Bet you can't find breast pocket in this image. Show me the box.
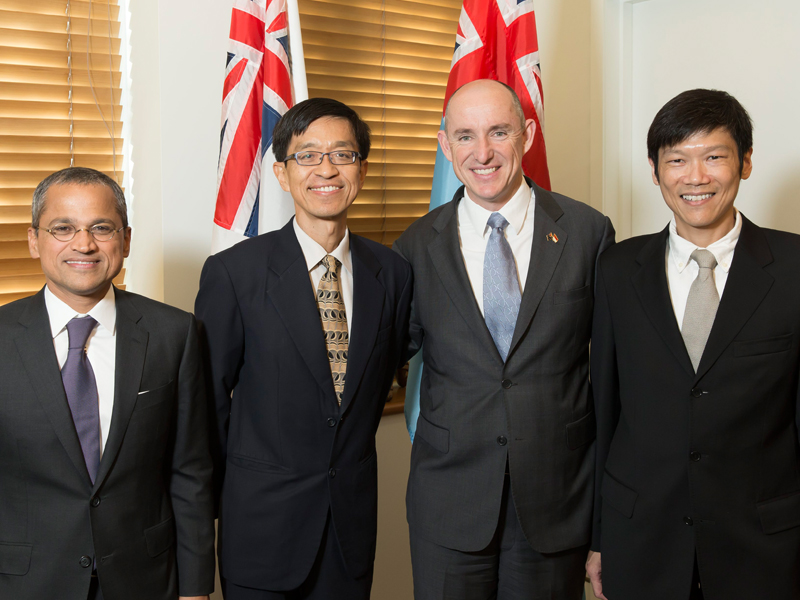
[734,334,792,357]
[135,379,175,411]
[553,284,591,305]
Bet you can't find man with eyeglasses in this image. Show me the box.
[0,167,215,600]
[195,98,412,600]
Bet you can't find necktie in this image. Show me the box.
[681,249,719,372]
[317,255,349,405]
[483,213,522,362]
[62,316,101,483]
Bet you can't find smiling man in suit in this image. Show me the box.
[393,79,615,599]
[0,167,215,600]
[195,98,412,600]
[587,89,800,600]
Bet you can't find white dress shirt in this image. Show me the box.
[293,218,354,335]
[457,181,535,315]
[46,284,117,455]
[667,210,742,328]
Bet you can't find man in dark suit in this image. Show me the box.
[393,79,614,599]
[0,167,215,600]
[195,98,412,600]
[587,89,800,600]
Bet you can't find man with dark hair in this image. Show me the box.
[195,97,412,600]
[394,79,614,599]
[588,89,800,599]
[0,167,215,600]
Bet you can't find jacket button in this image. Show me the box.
[690,451,701,462]
[690,388,704,398]
[90,496,101,507]
[79,555,92,568]
[684,516,693,526]
[497,436,508,446]
[327,418,337,428]
[329,468,336,478]
[501,379,513,389]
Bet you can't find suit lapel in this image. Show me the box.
[267,222,337,400]
[94,288,147,490]
[427,190,502,362]
[508,185,567,358]
[632,228,695,376]
[694,216,774,381]
[15,290,92,484]
[339,235,384,414]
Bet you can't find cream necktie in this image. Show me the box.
[681,249,719,372]
[317,255,349,405]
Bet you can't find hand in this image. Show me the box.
[586,551,607,599]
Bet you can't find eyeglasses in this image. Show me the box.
[284,150,361,166]
[38,224,126,242]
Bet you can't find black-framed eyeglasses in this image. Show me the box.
[284,150,361,166]
[38,224,126,242]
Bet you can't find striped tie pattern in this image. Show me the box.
[317,255,349,405]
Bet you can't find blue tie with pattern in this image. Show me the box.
[62,316,101,483]
[483,212,522,362]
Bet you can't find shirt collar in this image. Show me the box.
[44,284,117,339]
[463,180,532,238]
[668,209,742,274]
[293,218,352,276]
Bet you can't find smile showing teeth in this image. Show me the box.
[681,193,714,201]
[310,186,341,192]
[472,167,498,175]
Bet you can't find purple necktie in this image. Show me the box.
[62,316,101,483]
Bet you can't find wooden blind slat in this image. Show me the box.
[0,135,122,153]
[0,0,120,20]
[0,27,120,54]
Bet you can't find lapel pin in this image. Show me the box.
[546,232,559,243]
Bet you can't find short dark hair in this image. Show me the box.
[32,167,128,229]
[647,89,753,181]
[272,98,371,162]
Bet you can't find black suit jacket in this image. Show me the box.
[592,216,800,600]
[195,221,412,591]
[394,182,615,553]
[0,287,215,600]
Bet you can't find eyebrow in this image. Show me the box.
[45,217,118,227]
[451,123,515,137]
[664,144,732,155]
[293,141,356,151]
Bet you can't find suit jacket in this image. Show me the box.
[195,220,412,591]
[393,181,615,553]
[0,287,215,600]
[591,216,800,600]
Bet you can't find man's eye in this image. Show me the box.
[458,135,472,142]
[298,152,317,160]
[92,225,114,234]
[51,225,74,234]
[492,131,508,137]
[332,151,350,159]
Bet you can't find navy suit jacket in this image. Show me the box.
[195,220,412,590]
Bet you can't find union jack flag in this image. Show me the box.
[446,0,550,189]
[212,0,307,252]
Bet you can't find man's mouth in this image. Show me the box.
[309,185,342,192]
[65,260,99,266]
[472,167,498,175]
[681,193,714,202]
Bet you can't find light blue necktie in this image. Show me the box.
[483,213,522,362]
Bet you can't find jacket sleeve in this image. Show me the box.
[195,254,245,505]
[170,313,216,595]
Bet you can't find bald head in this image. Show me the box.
[443,80,526,133]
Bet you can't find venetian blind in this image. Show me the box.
[0,0,125,306]
[299,0,460,246]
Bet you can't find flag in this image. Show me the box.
[212,0,308,253]
[405,0,550,440]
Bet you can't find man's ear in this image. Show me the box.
[740,147,753,180]
[522,118,535,154]
[273,162,290,192]
[28,227,40,259]
[649,158,660,185]
[437,130,453,162]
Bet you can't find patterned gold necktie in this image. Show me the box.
[317,255,349,405]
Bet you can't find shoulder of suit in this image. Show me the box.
[116,288,195,329]
[351,233,411,272]
[598,232,659,264]
[543,188,607,224]
[396,200,455,245]
[210,229,279,264]
[0,292,35,325]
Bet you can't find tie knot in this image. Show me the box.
[66,316,97,349]
[487,212,509,232]
[690,248,717,270]
[321,255,340,274]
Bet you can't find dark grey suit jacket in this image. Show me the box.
[0,287,215,600]
[592,217,800,599]
[394,181,615,553]
[195,221,412,591]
